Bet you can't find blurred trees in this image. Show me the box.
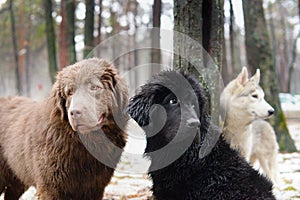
[242,0,296,152]
[0,0,299,151]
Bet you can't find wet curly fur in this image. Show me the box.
[128,71,275,199]
[0,58,128,199]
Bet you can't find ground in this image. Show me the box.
[1,119,299,200]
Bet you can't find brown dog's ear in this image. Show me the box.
[113,75,129,116]
[49,81,66,122]
[102,66,129,123]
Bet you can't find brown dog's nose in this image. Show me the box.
[70,110,82,119]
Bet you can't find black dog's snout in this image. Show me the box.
[268,109,275,116]
[187,118,200,128]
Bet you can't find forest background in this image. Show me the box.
[0,0,299,151]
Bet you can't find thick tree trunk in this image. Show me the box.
[173,0,202,76]
[84,0,95,58]
[173,0,224,124]
[202,0,223,71]
[66,0,76,64]
[202,0,224,124]
[242,0,296,152]
[151,0,162,74]
[44,0,58,83]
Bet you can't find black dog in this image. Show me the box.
[128,71,275,200]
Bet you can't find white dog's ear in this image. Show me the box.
[237,66,248,86]
[250,68,260,84]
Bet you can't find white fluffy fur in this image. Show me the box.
[221,67,279,184]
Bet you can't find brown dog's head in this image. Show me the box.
[49,58,129,134]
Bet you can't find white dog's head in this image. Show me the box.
[221,67,274,123]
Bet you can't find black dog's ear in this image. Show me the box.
[127,92,154,127]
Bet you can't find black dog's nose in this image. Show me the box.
[187,118,200,128]
[268,109,275,116]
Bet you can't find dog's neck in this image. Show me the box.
[222,113,253,144]
[223,108,253,134]
[223,119,252,135]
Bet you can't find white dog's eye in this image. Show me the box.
[252,94,258,99]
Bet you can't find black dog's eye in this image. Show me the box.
[162,93,179,105]
[169,98,178,105]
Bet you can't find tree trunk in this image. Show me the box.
[96,0,103,44]
[173,0,224,124]
[151,0,162,74]
[277,1,289,92]
[288,0,300,92]
[202,0,224,71]
[9,0,21,94]
[221,28,229,84]
[18,1,27,95]
[25,0,33,95]
[84,0,95,58]
[242,0,296,152]
[287,32,300,93]
[173,0,202,76]
[44,0,58,83]
[66,0,76,64]
[202,0,224,124]
[59,0,68,69]
[229,0,238,76]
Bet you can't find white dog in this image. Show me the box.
[220,67,279,184]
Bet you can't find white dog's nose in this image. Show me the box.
[268,109,275,116]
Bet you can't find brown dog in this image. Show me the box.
[0,58,128,199]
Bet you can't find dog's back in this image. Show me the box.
[251,119,279,183]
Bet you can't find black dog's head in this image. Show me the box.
[128,71,210,153]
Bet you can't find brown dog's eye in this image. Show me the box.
[91,85,101,91]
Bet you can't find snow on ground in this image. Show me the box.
[1,119,299,200]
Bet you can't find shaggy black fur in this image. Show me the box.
[128,71,275,200]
